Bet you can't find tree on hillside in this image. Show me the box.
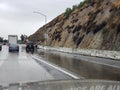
[20,34,27,43]
[21,34,24,42]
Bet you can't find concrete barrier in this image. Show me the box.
[38,46,120,60]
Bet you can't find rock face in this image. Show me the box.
[29,0,120,50]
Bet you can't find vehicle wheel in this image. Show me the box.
[9,49,11,52]
[26,48,29,53]
[0,47,1,51]
[17,48,19,52]
[31,49,34,54]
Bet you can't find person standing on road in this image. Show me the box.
[34,43,38,52]
[31,44,35,54]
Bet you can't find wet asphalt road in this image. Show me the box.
[0,45,72,86]
[37,48,120,81]
[0,45,120,86]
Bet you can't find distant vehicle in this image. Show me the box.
[26,42,34,54]
[9,44,19,52]
[0,44,2,51]
[3,42,6,45]
[3,39,8,45]
[8,35,19,52]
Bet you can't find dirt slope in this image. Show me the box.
[29,0,120,50]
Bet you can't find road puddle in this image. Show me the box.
[38,49,120,81]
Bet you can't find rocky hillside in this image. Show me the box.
[29,0,120,50]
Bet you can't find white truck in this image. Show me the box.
[8,35,19,52]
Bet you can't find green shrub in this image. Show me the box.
[84,0,89,3]
[64,8,72,17]
[78,0,89,8]
[64,0,89,17]
[78,2,84,8]
[72,5,78,11]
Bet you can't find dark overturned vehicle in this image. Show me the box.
[26,42,35,54]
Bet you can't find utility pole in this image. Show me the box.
[33,11,48,46]
[33,11,47,24]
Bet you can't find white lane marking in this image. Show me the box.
[18,52,27,59]
[0,46,8,66]
[18,45,27,59]
[0,60,4,66]
[32,56,80,79]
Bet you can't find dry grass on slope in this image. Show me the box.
[114,0,120,9]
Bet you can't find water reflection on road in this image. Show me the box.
[38,49,120,81]
[0,46,54,86]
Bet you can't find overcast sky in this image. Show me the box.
[0,0,82,39]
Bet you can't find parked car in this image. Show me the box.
[9,44,19,52]
[26,43,34,54]
[0,44,2,51]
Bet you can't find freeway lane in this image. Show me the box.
[0,45,53,86]
[0,45,72,86]
[0,44,120,86]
